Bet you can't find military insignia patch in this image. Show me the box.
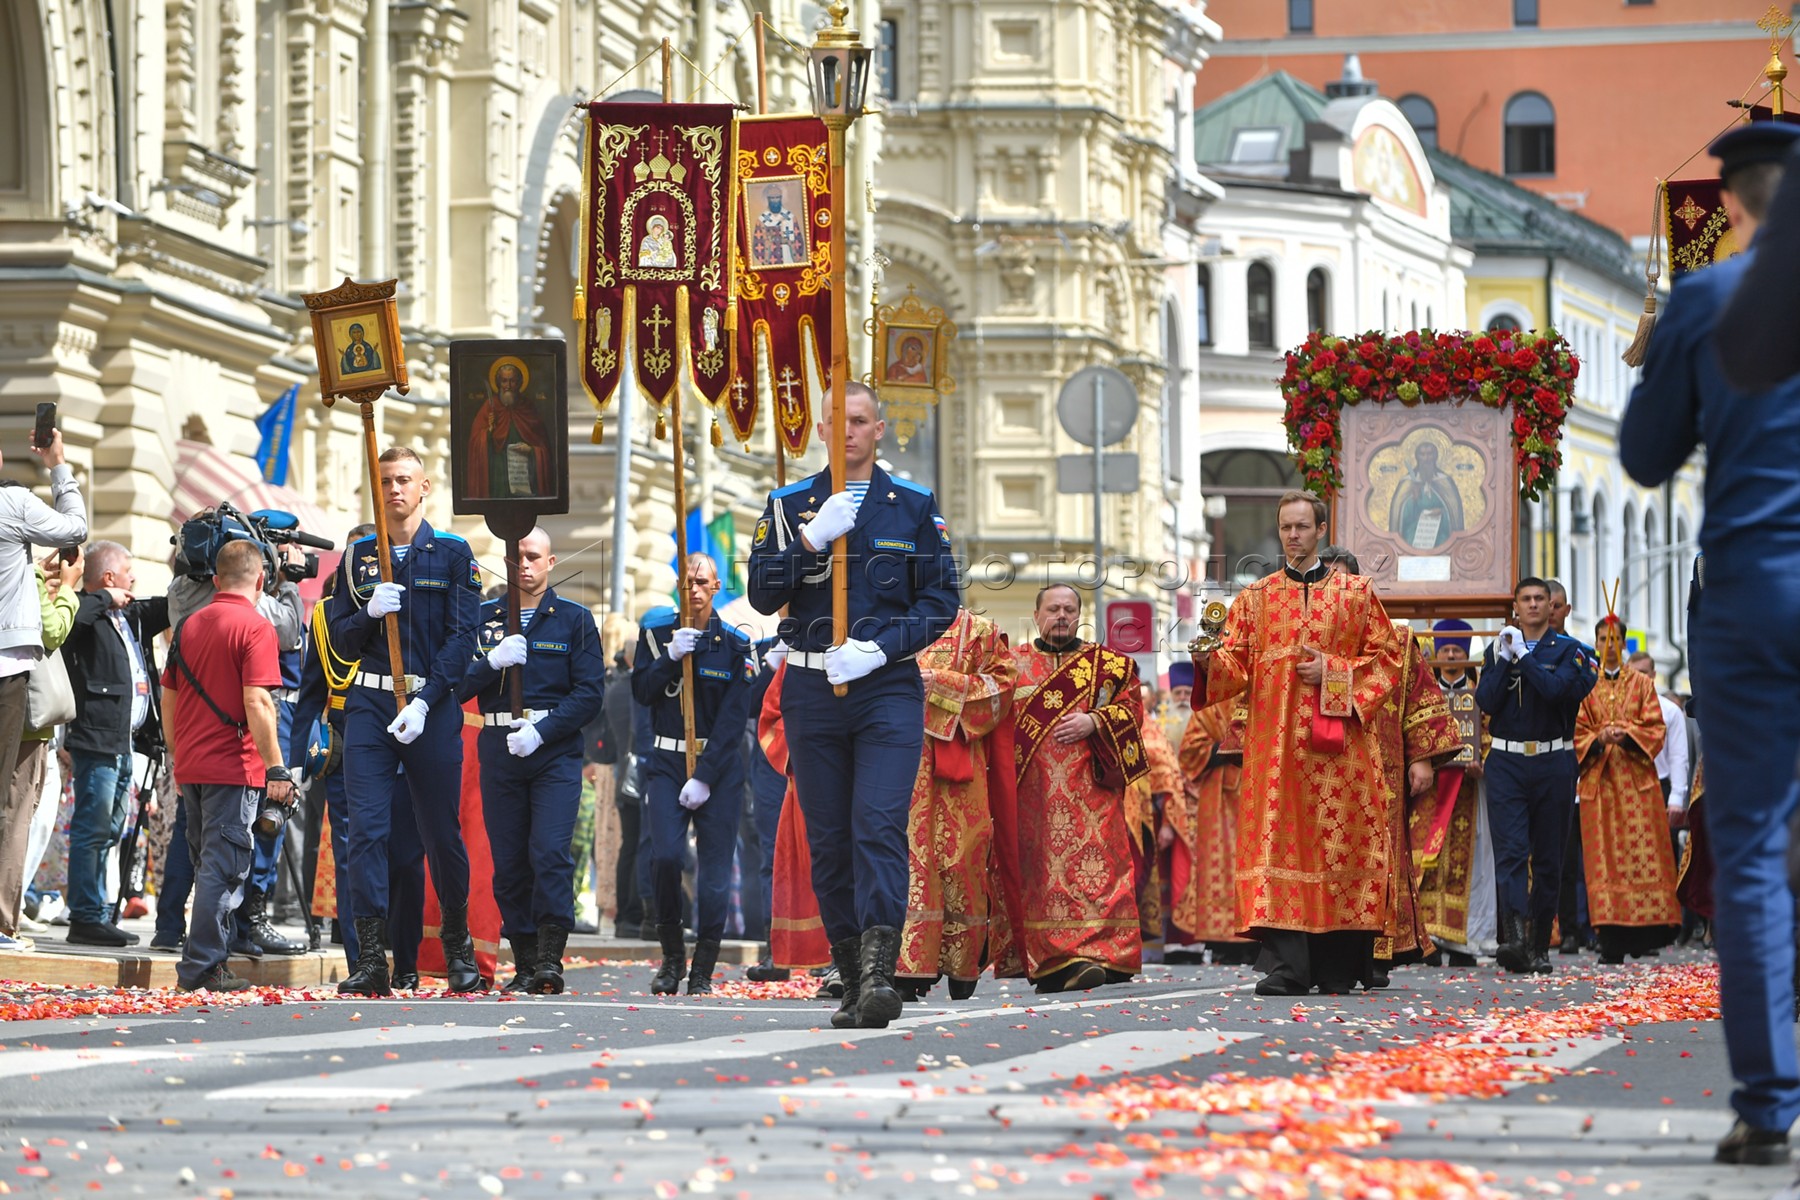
[933,514,951,546]
[468,560,482,589]
[753,517,771,549]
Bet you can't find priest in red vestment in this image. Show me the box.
[1009,584,1149,993]
[1170,695,1256,963]
[1196,491,1405,996]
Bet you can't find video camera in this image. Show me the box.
[173,501,335,595]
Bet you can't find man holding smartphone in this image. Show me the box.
[0,424,87,952]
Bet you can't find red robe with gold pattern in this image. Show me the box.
[1204,568,1404,936]
[1576,669,1679,933]
[898,611,1015,984]
[759,662,831,969]
[1172,696,1251,945]
[1009,640,1148,979]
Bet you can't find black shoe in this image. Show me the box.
[1366,970,1392,990]
[1528,922,1554,975]
[828,936,862,1029]
[504,933,539,993]
[1316,979,1357,995]
[1559,935,1580,955]
[533,925,569,995]
[1039,960,1108,994]
[1444,950,1478,967]
[1254,973,1309,997]
[148,931,184,952]
[391,972,420,991]
[1496,913,1533,974]
[686,938,721,996]
[437,901,484,993]
[67,920,131,948]
[338,916,392,996]
[746,955,790,982]
[948,978,977,1001]
[856,927,903,1028]
[814,965,844,1000]
[243,887,304,956]
[1715,1119,1791,1165]
[179,964,252,993]
[651,922,686,995]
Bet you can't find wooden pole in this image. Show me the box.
[827,121,849,697]
[504,535,525,719]
[661,37,673,102]
[359,402,408,716]
[660,41,699,778]
[753,14,785,490]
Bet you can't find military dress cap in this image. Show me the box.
[1432,617,1472,655]
[1709,121,1800,179]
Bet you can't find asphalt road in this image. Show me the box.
[0,952,1788,1199]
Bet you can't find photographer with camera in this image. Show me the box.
[159,539,291,992]
[166,523,310,957]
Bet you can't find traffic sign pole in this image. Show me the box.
[1093,370,1105,614]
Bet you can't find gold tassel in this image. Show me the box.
[573,283,586,325]
[1621,294,1657,369]
[1622,181,1664,369]
[591,416,604,445]
[655,412,667,440]
[710,418,722,448]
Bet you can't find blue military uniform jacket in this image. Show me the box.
[630,609,753,789]
[1621,248,1800,577]
[324,520,480,711]
[1475,629,1596,743]
[459,586,607,744]
[745,464,959,660]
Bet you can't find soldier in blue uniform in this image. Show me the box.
[747,382,959,1029]
[744,636,792,981]
[632,555,753,996]
[459,528,605,994]
[325,447,483,996]
[1621,122,1800,1166]
[1475,576,1594,978]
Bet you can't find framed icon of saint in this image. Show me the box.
[448,339,570,520]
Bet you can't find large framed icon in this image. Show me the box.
[448,339,570,526]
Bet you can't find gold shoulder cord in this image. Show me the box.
[312,600,361,694]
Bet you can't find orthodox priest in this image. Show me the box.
[1170,694,1255,963]
[1575,617,1678,963]
[1416,619,1495,965]
[1196,490,1404,996]
[896,608,1015,1001]
[1010,583,1148,993]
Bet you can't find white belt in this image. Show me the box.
[354,672,426,696]
[1491,737,1571,756]
[484,710,548,727]
[787,651,830,671]
[274,688,299,704]
[654,735,706,753]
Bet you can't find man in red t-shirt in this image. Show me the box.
[159,540,293,992]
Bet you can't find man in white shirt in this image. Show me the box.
[1628,651,1690,816]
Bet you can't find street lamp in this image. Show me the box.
[809,3,872,693]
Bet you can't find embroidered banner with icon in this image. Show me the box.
[1664,179,1736,278]
[729,115,833,455]
[580,103,737,418]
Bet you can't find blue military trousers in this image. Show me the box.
[642,746,743,942]
[1693,575,1800,1133]
[477,728,582,936]
[323,767,425,974]
[340,688,469,922]
[1484,747,1576,929]
[781,662,923,942]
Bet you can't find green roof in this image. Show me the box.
[1192,72,1327,167]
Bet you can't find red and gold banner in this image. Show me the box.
[580,103,737,418]
[1665,179,1737,278]
[730,115,833,455]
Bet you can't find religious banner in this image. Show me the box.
[578,103,737,433]
[730,114,833,455]
[1664,179,1735,277]
[872,285,957,449]
[447,339,570,522]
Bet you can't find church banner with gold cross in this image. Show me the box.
[579,103,737,419]
[1664,179,1736,278]
[729,114,833,456]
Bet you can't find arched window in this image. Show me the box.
[1196,264,1213,347]
[1504,92,1555,176]
[0,9,22,191]
[1397,95,1437,149]
[1591,493,1609,626]
[1566,484,1586,614]
[1305,267,1329,333]
[1621,500,1639,625]
[1645,508,1664,641]
[1410,301,1419,331]
[1487,312,1523,333]
[1200,449,1303,586]
[1246,262,1275,349]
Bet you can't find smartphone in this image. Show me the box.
[32,403,55,450]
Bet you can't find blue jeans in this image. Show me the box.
[67,751,133,926]
[155,802,194,941]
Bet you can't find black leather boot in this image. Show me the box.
[651,922,686,995]
[746,949,790,982]
[337,916,392,996]
[1528,920,1554,975]
[245,886,304,955]
[856,925,903,1029]
[687,938,721,996]
[504,933,538,993]
[438,901,484,993]
[533,925,568,995]
[1495,913,1532,974]
[828,936,862,1029]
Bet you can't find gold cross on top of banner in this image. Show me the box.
[1760,5,1793,48]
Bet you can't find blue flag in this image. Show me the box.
[254,384,300,486]
[672,508,743,607]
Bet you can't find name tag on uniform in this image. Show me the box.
[871,538,915,552]
[135,680,150,697]
[698,666,731,681]
[532,641,569,653]
[414,577,448,590]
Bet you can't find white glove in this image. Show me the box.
[825,638,887,686]
[487,634,528,670]
[1496,624,1524,662]
[366,582,406,618]
[678,778,711,810]
[764,639,790,671]
[507,721,544,757]
[387,698,429,744]
[800,491,858,549]
[667,627,703,661]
